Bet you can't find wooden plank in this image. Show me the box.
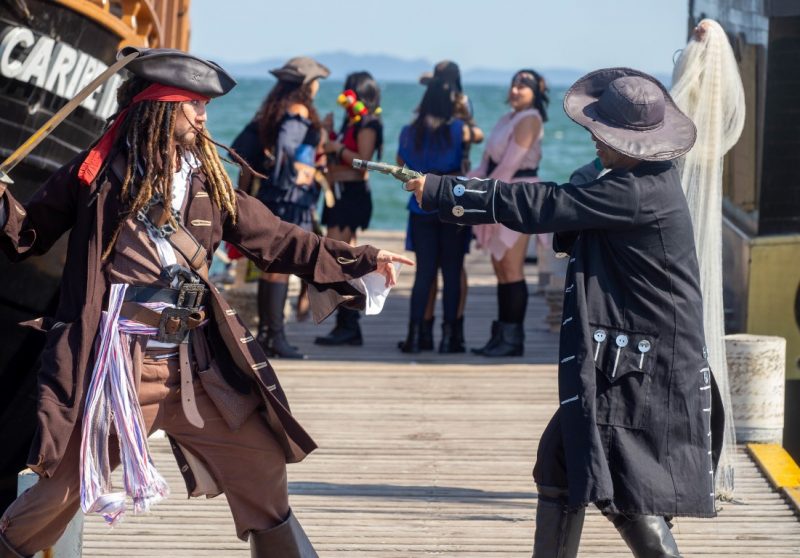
[79,230,800,556]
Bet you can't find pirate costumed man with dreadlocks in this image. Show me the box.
[0,48,411,558]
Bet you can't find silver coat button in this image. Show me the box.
[615,334,629,348]
[593,330,607,343]
[637,340,651,353]
[453,184,465,197]
[452,205,465,217]
[702,346,708,359]
[703,369,710,385]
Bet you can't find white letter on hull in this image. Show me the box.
[18,35,54,87]
[44,42,78,97]
[0,27,34,78]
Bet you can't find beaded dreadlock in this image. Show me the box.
[101,76,243,260]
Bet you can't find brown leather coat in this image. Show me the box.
[0,152,379,478]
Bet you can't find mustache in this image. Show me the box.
[179,104,267,180]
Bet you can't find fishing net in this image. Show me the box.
[671,18,746,501]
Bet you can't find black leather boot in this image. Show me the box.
[439,320,466,353]
[257,281,304,359]
[532,485,584,558]
[482,322,524,357]
[471,320,500,355]
[398,321,423,353]
[314,308,363,346]
[265,329,305,359]
[420,317,435,351]
[249,509,318,557]
[0,535,29,558]
[609,513,682,558]
[453,316,465,350]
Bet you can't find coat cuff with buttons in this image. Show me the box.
[421,174,497,225]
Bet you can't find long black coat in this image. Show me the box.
[422,161,724,517]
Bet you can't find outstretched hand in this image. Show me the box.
[404,176,425,207]
[375,250,414,288]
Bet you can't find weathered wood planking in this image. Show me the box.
[83,231,800,557]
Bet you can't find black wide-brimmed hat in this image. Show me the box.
[564,67,696,161]
[270,56,330,84]
[117,46,237,97]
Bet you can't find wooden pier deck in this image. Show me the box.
[83,231,800,557]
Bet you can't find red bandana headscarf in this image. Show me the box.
[77,83,210,185]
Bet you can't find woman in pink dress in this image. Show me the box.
[471,69,549,357]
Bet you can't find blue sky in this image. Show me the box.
[191,0,689,75]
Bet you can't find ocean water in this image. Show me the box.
[207,79,597,230]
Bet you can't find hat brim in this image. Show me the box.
[563,68,696,161]
[118,47,236,98]
[269,63,330,85]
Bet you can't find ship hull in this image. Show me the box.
[0,0,122,510]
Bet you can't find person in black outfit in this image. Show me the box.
[314,72,383,346]
[396,78,474,353]
[232,57,330,359]
[406,68,725,558]
[415,61,483,351]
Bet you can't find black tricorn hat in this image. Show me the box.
[117,46,237,98]
[564,67,696,161]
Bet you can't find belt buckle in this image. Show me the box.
[177,282,205,310]
[157,307,191,343]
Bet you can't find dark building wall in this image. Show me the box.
[760,15,800,234]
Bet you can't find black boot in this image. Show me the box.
[257,281,304,359]
[249,509,318,557]
[532,485,584,558]
[482,322,524,357]
[610,513,682,558]
[398,321,423,353]
[453,316,465,350]
[471,320,500,355]
[314,308,363,346]
[420,317,435,351]
[439,320,465,353]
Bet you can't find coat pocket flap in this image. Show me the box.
[197,362,261,431]
[593,326,657,383]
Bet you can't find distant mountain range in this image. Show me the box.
[213,51,672,88]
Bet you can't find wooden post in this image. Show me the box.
[17,470,83,558]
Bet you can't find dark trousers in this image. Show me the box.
[408,214,467,323]
[533,409,569,489]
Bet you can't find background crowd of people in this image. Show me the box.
[229,56,556,359]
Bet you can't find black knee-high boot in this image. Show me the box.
[249,509,318,557]
[314,307,363,346]
[607,513,682,557]
[483,281,526,357]
[532,485,584,558]
[256,280,304,359]
[472,282,504,354]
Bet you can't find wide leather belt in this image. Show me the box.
[121,301,206,429]
[120,302,206,343]
[124,283,207,309]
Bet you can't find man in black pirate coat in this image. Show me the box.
[406,68,725,558]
